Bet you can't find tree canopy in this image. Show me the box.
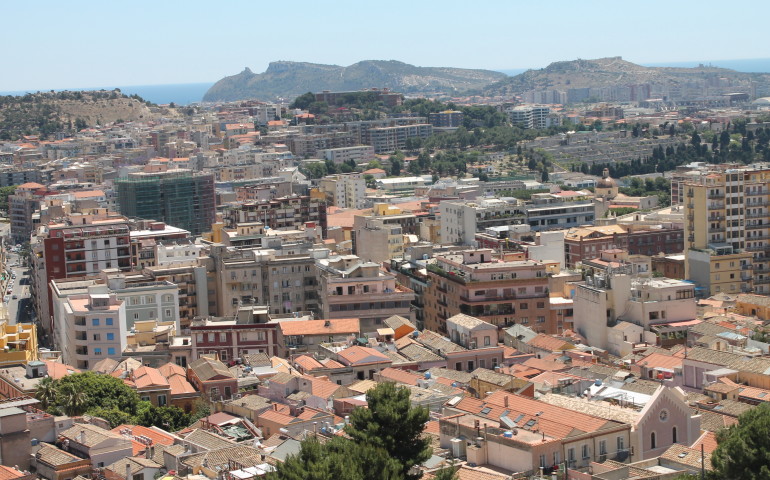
[270,383,431,480]
[711,402,770,479]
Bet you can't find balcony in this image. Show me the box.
[75,347,88,356]
[74,317,86,326]
[747,190,768,196]
[755,277,770,284]
[747,224,769,230]
[742,264,754,270]
[708,215,725,221]
[75,332,87,341]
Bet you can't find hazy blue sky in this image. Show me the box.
[2,0,767,91]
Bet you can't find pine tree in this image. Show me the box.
[346,382,432,480]
[711,402,770,479]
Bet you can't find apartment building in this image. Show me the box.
[320,145,375,165]
[317,173,366,209]
[368,124,433,154]
[52,289,127,370]
[523,192,596,232]
[317,254,415,333]
[572,272,696,356]
[683,167,769,295]
[507,105,557,129]
[115,168,216,235]
[429,110,464,128]
[209,244,324,318]
[220,195,327,234]
[31,213,132,336]
[424,250,551,336]
[440,198,525,245]
[144,261,212,329]
[9,182,53,242]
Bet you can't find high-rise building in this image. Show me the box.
[115,169,215,235]
[683,167,770,295]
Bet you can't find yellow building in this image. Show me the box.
[0,317,38,367]
[684,168,768,295]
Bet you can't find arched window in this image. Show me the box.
[651,431,657,449]
[672,426,678,444]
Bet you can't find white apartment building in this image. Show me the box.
[318,173,367,209]
[321,145,375,165]
[53,287,127,370]
[573,273,696,356]
[439,198,524,245]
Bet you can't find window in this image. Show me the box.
[219,332,227,342]
[651,432,657,449]
[239,332,249,342]
[553,451,560,465]
[196,333,204,343]
[672,426,678,444]
[599,440,607,455]
[158,395,167,407]
[106,318,113,326]
[617,436,625,451]
[165,309,172,318]
[208,333,215,342]
[93,334,100,341]
[537,316,546,323]
[107,333,114,341]
[568,448,575,463]
[107,348,115,355]
[539,454,546,468]
[92,318,100,326]
[581,445,589,459]
[220,350,228,361]
[257,331,266,341]
[484,336,491,346]
[94,348,102,355]
[520,303,528,310]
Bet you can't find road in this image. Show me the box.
[1,239,33,326]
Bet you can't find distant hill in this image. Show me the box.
[0,90,156,140]
[483,56,770,97]
[203,60,508,102]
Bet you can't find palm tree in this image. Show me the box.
[59,384,88,416]
[35,376,58,410]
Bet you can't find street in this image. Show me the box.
[0,222,33,325]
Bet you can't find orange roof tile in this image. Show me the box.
[337,346,391,366]
[294,355,324,371]
[378,367,421,386]
[692,431,718,454]
[168,375,197,396]
[279,318,360,336]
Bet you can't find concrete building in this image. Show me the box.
[368,124,433,154]
[318,173,367,209]
[684,167,770,295]
[9,182,51,243]
[429,110,464,129]
[317,254,414,333]
[53,288,127,370]
[424,249,551,336]
[440,198,525,246]
[572,272,696,356]
[115,168,216,235]
[320,145,375,165]
[209,244,324,318]
[523,192,596,232]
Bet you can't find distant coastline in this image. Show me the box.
[0,82,214,106]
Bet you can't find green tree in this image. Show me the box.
[390,158,402,176]
[87,407,136,428]
[290,92,316,110]
[432,465,458,480]
[136,404,191,430]
[35,376,58,410]
[366,160,383,170]
[345,382,432,480]
[55,371,139,414]
[59,384,88,416]
[0,185,18,212]
[712,402,770,479]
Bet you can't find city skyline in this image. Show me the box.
[2,0,769,91]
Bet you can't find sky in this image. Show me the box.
[2,0,769,91]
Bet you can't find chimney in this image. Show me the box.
[125,463,131,480]
[504,395,509,408]
[79,430,86,444]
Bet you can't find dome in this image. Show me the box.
[752,97,770,106]
[596,168,617,189]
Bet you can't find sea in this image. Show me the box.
[0,82,214,106]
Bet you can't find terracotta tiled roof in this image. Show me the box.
[158,362,186,378]
[527,334,574,352]
[691,431,719,454]
[378,367,421,386]
[337,346,391,366]
[294,355,324,371]
[279,318,360,336]
[133,366,170,389]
